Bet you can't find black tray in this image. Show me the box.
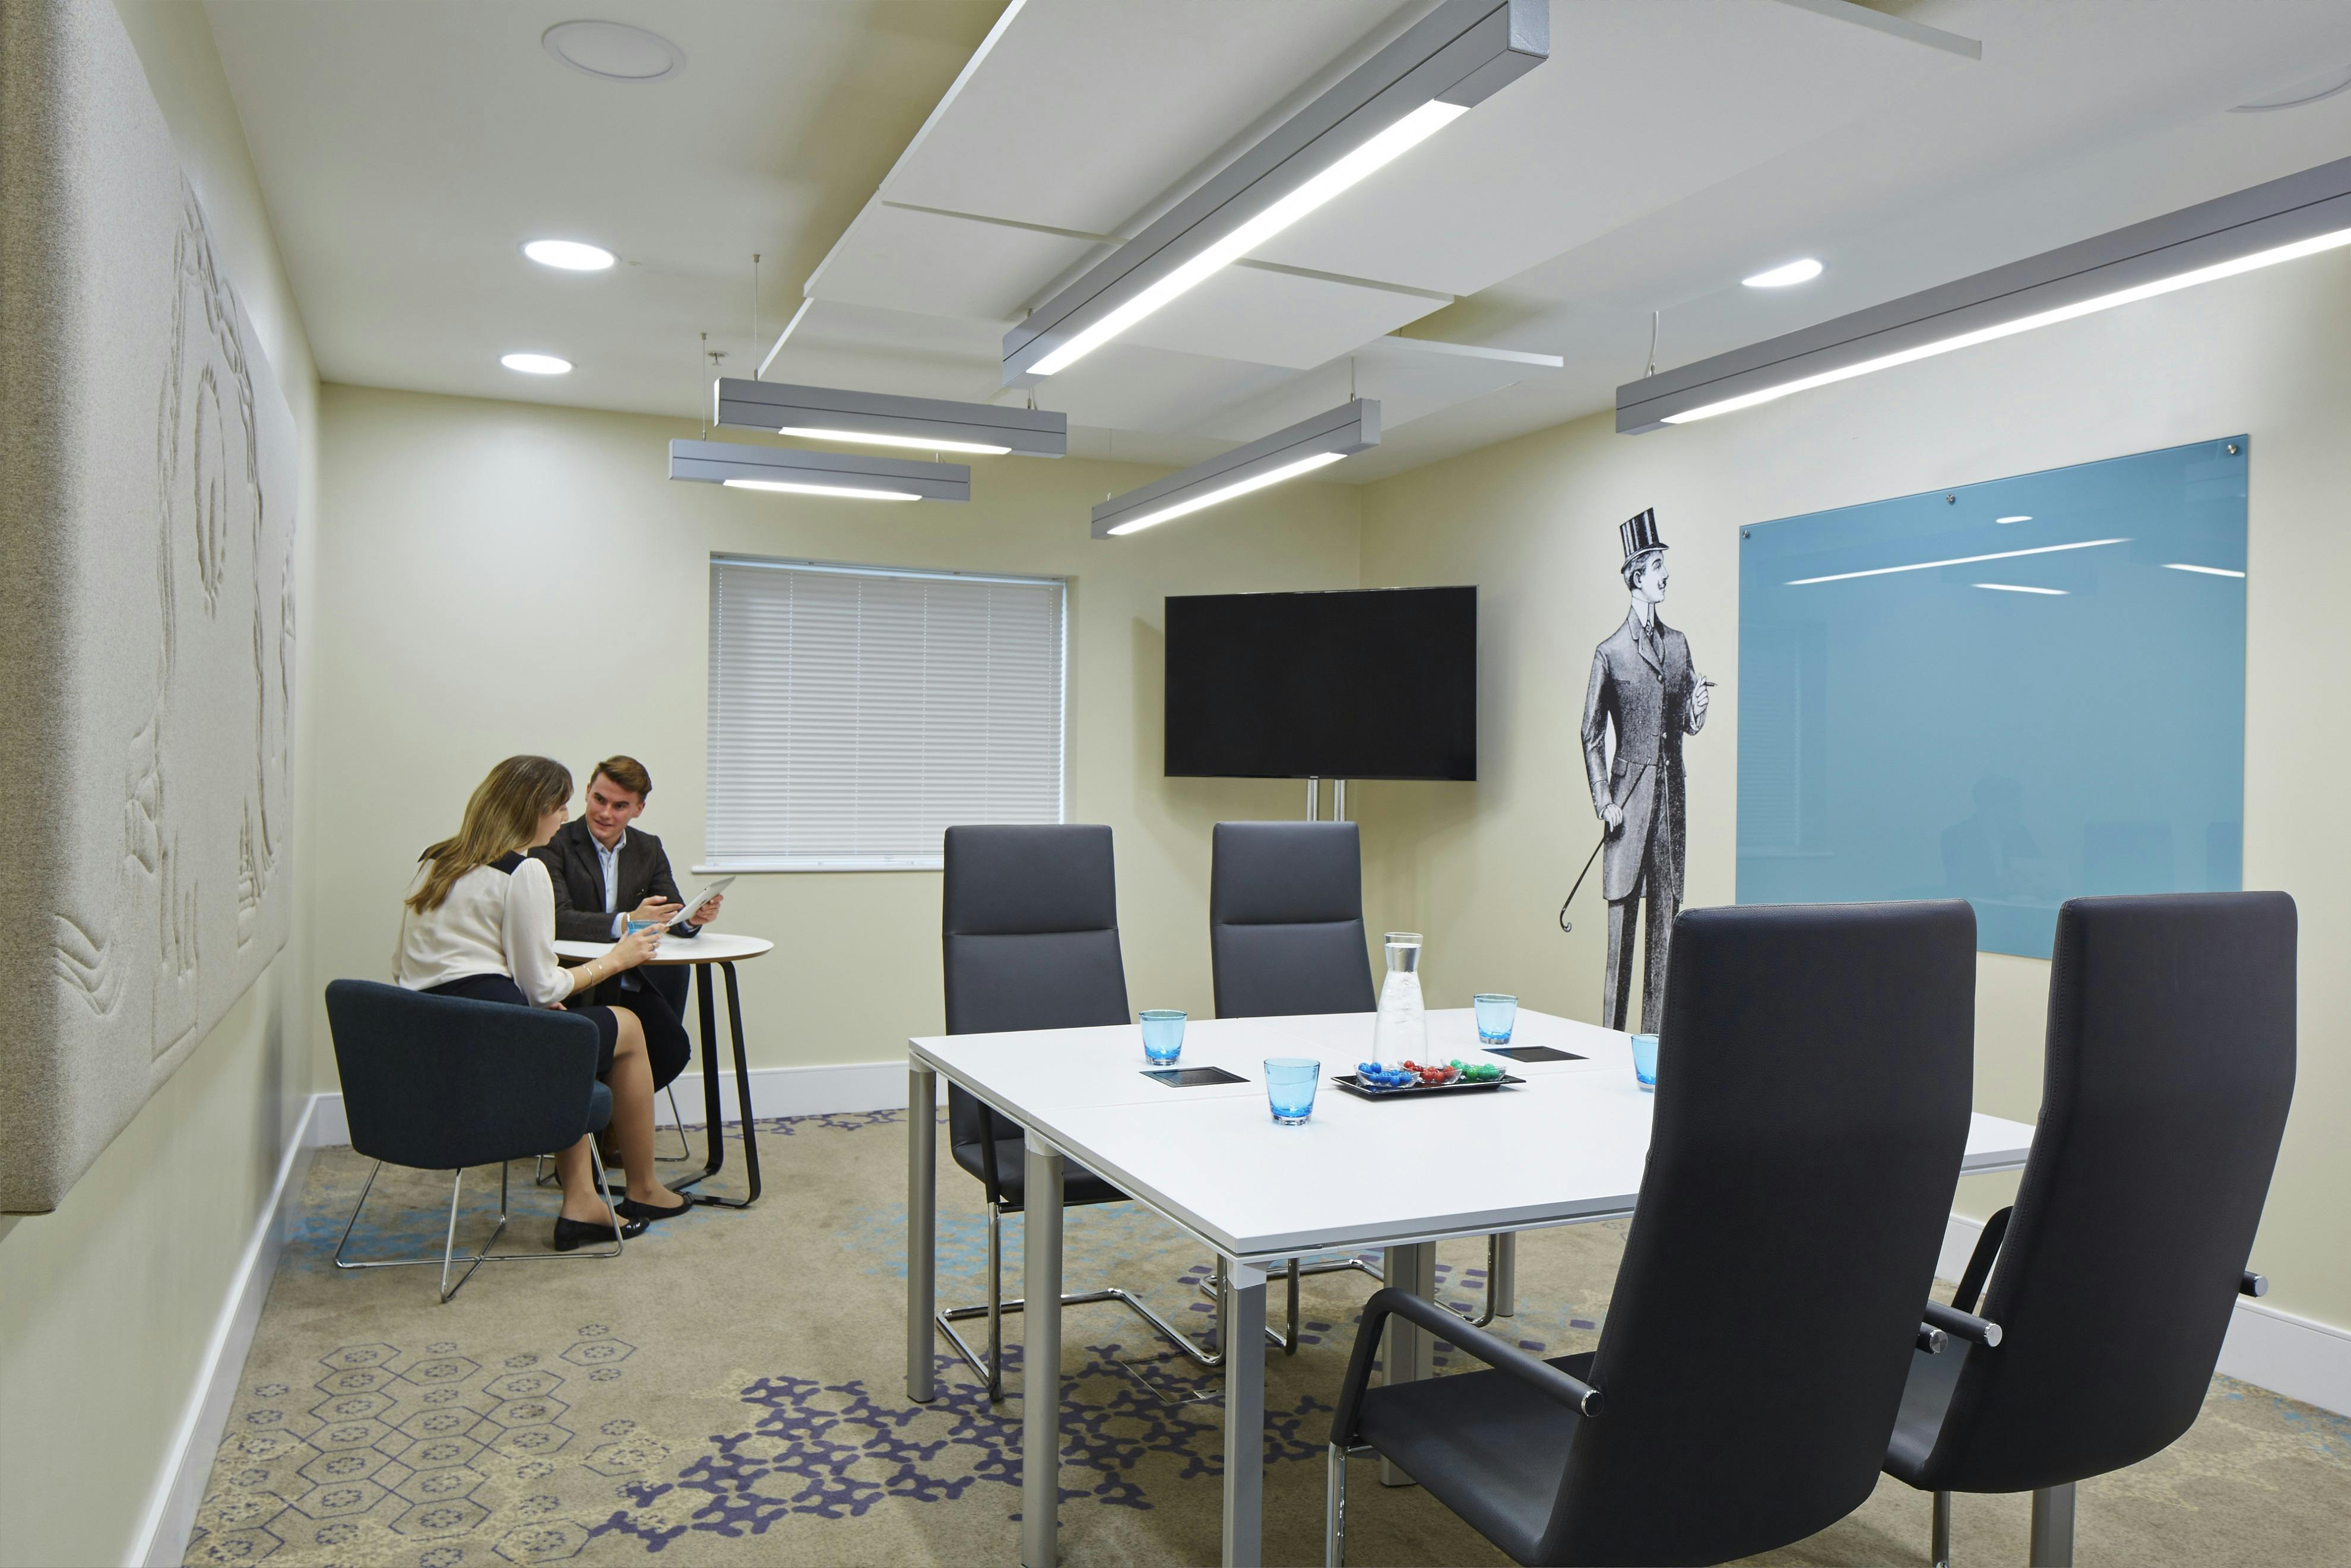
[1332,1070,1525,1101]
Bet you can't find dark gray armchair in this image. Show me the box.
[325,980,624,1302]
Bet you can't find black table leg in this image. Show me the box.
[662,961,759,1208]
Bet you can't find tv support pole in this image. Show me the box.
[1304,778,1349,822]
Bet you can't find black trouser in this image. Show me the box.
[592,965,692,1091]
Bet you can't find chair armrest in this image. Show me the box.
[1329,1287,1602,1447]
[1918,1324,1948,1354]
[1923,1298,2003,1348]
[2241,1270,2268,1298]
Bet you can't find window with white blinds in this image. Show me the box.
[705,556,1066,870]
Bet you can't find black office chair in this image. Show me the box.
[1208,821,1386,1349]
[1884,892,2296,1568]
[936,824,1215,1400]
[1327,900,1979,1566]
[325,980,625,1303]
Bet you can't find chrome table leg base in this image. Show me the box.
[332,1155,625,1303]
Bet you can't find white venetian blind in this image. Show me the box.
[705,556,1066,870]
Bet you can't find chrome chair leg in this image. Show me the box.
[1204,1253,1382,1351]
[2029,1482,2075,1567]
[987,1202,1006,1401]
[1326,1441,1348,1567]
[1286,1258,1302,1355]
[334,1156,618,1301]
[657,1082,692,1161]
[1931,1489,1951,1568]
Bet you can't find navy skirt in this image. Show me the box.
[425,973,619,1076]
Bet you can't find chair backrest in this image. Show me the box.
[324,979,603,1170]
[1209,821,1376,1019]
[940,825,1131,1151]
[1924,892,2296,1493]
[1544,901,1977,1566]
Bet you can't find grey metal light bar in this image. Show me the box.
[712,378,1067,458]
[1618,151,2351,432]
[668,438,969,503]
[1005,0,1545,385]
[1092,400,1378,538]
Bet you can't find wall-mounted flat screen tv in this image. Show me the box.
[1164,586,1476,780]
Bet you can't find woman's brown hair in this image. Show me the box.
[406,755,574,914]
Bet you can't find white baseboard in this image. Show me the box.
[1940,1212,2351,1418]
[132,1097,319,1568]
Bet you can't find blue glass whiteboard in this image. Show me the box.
[1736,437,2247,958]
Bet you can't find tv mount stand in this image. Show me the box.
[1304,777,1348,822]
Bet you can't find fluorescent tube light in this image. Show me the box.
[1093,400,1379,539]
[668,438,969,503]
[2165,562,2247,577]
[1028,102,1469,378]
[722,479,920,502]
[500,352,572,375]
[522,239,615,271]
[1006,0,1546,384]
[1742,258,1823,288]
[1974,582,2068,595]
[714,378,1065,458]
[1620,151,2351,432]
[1788,537,2127,587]
[1996,515,2032,524]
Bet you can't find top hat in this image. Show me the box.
[1618,508,1668,566]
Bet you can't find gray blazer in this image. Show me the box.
[1580,610,1703,902]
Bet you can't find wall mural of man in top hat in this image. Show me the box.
[1580,508,1710,1033]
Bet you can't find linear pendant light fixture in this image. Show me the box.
[668,438,969,502]
[1092,400,1378,538]
[1004,0,1545,386]
[1618,150,2351,432]
[712,377,1069,458]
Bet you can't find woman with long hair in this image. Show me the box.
[392,755,691,1249]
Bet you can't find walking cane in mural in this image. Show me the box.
[1573,509,1710,1032]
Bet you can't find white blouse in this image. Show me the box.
[391,852,570,1007]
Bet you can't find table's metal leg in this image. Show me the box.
[1021,1133,1064,1568]
[1491,1231,1516,1318]
[1379,1241,1437,1487]
[1222,1258,1267,1568]
[907,1062,937,1404]
[2029,1481,2076,1567]
[671,962,760,1208]
[664,962,724,1195]
[718,962,761,1204]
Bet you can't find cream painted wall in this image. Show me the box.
[1355,247,2351,1334]
[308,385,1363,1085]
[0,5,321,1566]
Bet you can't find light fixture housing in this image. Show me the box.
[1619,150,2351,432]
[500,352,572,375]
[668,439,969,503]
[1742,258,1823,288]
[712,378,1067,458]
[523,239,615,271]
[1092,400,1378,538]
[1003,0,1545,385]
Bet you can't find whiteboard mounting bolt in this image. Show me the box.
[1946,494,1956,504]
[2225,442,2241,455]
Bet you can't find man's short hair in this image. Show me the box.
[1620,548,1666,590]
[591,755,652,800]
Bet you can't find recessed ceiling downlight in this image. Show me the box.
[542,20,685,83]
[2230,64,2351,113]
[501,352,573,375]
[1742,258,1824,288]
[523,239,614,271]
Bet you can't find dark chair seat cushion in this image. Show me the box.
[1885,1341,1966,1487]
[950,1138,1130,1209]
[1358,1351,1596,1566]
[585,1081,613,1136]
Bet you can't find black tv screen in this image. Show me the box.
[1164,587,1476,780]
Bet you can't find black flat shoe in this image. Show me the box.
[615,1195,693,1223]
[552,1214,646,1251]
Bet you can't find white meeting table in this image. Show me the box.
[903,1008,2036,1568]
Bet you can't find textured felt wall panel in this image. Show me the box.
[0,0,297,1212]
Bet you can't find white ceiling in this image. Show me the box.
[208,0,2351,485]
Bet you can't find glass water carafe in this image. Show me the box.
[1372,932,1427,1068]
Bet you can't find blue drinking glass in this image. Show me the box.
[1140,1010,1186,1064]
[1474,993,1518,1044]
[1264,1058,1319,1124]
[1630,1032,1659,1092]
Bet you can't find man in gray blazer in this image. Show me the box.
[1580,509,1710,1032]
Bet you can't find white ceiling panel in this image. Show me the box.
[806,203,1101,322]
[1025,343,1299,436]
[1190,335,1553,444]
[1116,265,1449,369]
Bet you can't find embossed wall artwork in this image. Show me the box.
[1,0,298,1211]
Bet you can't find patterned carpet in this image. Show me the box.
[187,1108,2351,1567]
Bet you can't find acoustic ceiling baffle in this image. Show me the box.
[714,378,1068,458]
[1092,399,1379,538]
[668,438,970,503]
[1616,150,2351,432]
[1003,0,1546,385]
